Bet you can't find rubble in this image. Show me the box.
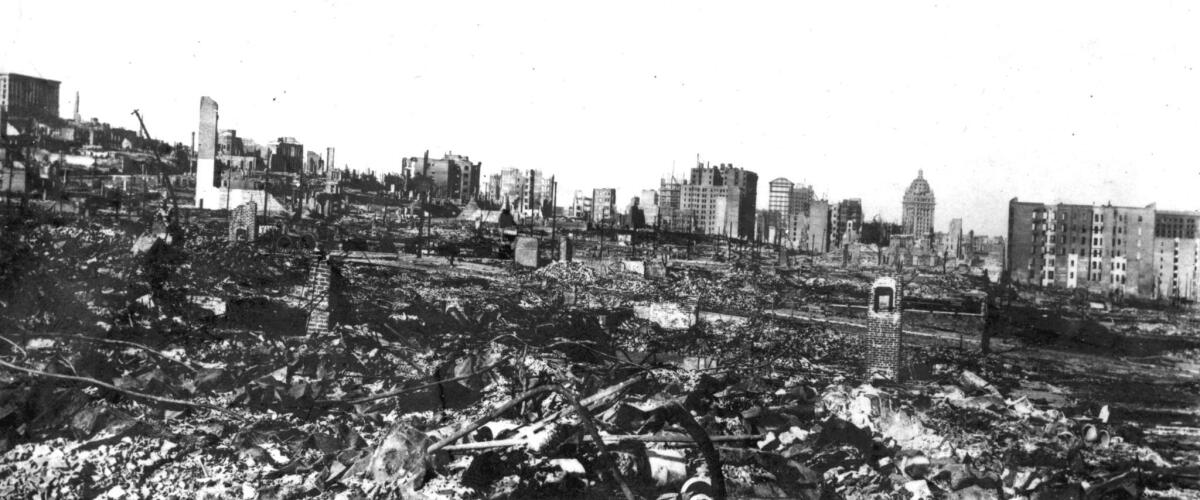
[0,214,1197,498]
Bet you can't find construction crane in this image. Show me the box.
[130,109,180,224]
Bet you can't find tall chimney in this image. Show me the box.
[73,91,81,122]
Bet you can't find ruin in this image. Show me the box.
[227,202,258,242]
[866,276,903,380]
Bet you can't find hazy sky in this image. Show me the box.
[3,1,1198,235]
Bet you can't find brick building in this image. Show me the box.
[1008,199,1158,296]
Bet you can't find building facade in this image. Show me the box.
[0,73,60,121]
[1153,211,1200,300]
[901,170,936,242]
[1008,199,1159,297]
[684,163,758,239]
[591,188,616,224]
[268,137,304,173]
[832,198,864,246]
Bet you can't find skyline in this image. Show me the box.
[4,1,1200,235]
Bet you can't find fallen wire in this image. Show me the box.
[0,357,241,419]
[314,360,502,406]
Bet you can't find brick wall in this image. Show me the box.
[304,256,332,336]
[228,201,258,242]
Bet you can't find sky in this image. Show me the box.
[2,1,1199,235]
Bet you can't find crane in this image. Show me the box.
[130,109,180,225]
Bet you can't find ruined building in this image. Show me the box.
[901,170,936,243]
[403,153,482,203]
[1008,199,1169,297]
[194,97,283,212]
[765,177,831,252]
[831,198,864,246]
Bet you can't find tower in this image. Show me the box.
[901,170,936,243]
[73,91,80,122]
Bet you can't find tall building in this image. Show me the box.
[682,163,758,239]
[1008,199,1157,296]
[640,189,660,226]
[947,218,963,259]
[591,188,616,223]
[831,198,863,246]
[901,170,936,241]
[0,73,60,122]
[768,178,794,214]
[1152,211,1200,300]
[762,176,830,251]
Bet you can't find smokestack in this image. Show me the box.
[190,132,195,152]
[73,91,81,122]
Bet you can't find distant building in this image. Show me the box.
[946,218,963,259]
[496,168,551,212]
[901,170,936,243]
[305,151,324,174]
[569,190,592,219]
[0,73,60,122]
[640,189,660,226]
[763,176,830,252]
[831,198,863,246]
[482,173,502,202]
[268,137,304,173]
[218,130,244,156]
[682,163,758,239]
[403,152,482,203]
[1152,211,1200,300]
[591,188,616,224]
[1008,199,1160,297]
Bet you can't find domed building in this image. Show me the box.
[901,170,936,241]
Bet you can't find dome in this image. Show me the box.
[904,170,934,199]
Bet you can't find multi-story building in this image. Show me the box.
[831,198,864,246]
[1152,211,1200,300]
[569,190,592,219]
[268,137,304,173]
[1008,199,1157,296]
[591,188,616,224]
[683,163,758,239]
[946,218,963,259]
[768,178,793,214]
[901,170,936,242]
[495,168,551,212]
[0,73,60,122]
[404,153,482,202]
[639,189,660,226]
[482,173,502,202]
[305,151,325,174]
[762,176,830,251]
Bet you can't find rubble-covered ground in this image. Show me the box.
[1,212,1199,499]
